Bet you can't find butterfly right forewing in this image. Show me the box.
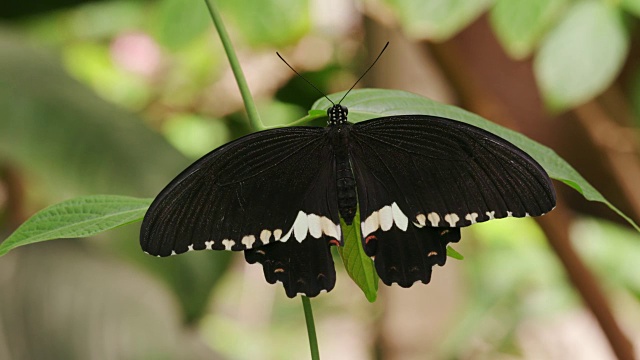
[348,115,555,287]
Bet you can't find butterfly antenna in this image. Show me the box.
[277,52,335,106]
[338,42,389,104]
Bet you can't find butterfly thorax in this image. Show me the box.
[329,123,357,225]
[327,104,348,126]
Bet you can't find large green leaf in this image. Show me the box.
[533,2,628,111]
[490,0,567,59]
[0,195,150,257]
[382,0,492,41]
[337,207,378,302]
[306,89,638,231]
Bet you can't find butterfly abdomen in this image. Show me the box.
[331,125,357,225]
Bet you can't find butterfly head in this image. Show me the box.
[327,104,348,126]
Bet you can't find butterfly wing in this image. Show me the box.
[140,127,341,297]
[349,115,555,286]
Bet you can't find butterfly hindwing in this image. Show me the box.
[140,127,342,296]
[245,234,337,298]
[364,225,461,287]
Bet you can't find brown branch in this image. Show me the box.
[0,165,27,231]
[574,100,640,223]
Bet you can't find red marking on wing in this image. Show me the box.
[365,235,377,244]
[329,239,340,247]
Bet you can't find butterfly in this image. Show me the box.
[140,100,556,298]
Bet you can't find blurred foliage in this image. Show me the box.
[217,0,310,47]
[490,0,567,59]
[383,0,640,111]
[382,0,493,41]
[533,1,628,111]
[2,0,640,359]
[439,218,577,358]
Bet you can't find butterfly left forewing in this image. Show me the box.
[141,127,342,297]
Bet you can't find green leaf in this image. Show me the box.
[154,0,212,50]
[382,0,492,41]
[162,114,230,159]
[309,89,639,232]
[337,206,379,302]
[218,0,310,47]
[490,0,567,59]
[621,0,640,18]
[0,195,151,257]
[534,2,628,111]
[447,246,464,260]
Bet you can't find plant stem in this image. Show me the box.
[203,0,264,131]
[302,296,320,360]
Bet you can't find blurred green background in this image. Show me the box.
[2,0,640,359]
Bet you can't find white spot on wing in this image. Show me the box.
[171,250,177,256]
[241,235,256,248]
[507,211,513,217]
[415,213,426,228]
[361,210,380,237]
[486,211,496,220]
[391,202,408,231]
[427,212,440,227]
[379,205,393,231]
[205,241,214,250]
[293,211,309,243]
[320,216,340,239]
[307,214,322,238]
[465,213,478,224]
[260,230,271,244]
[273,229,283,240]
[444,213,460,227]
[222,239,235,250]
[187,244,194,252]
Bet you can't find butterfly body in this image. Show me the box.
[141,104,555,297]
[328,123,358,225]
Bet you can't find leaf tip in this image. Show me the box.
[446,245,464,260]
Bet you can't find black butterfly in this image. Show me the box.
[140,102,556,298]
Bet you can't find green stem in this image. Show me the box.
[302,296,320,360]
[204,0,264,131]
